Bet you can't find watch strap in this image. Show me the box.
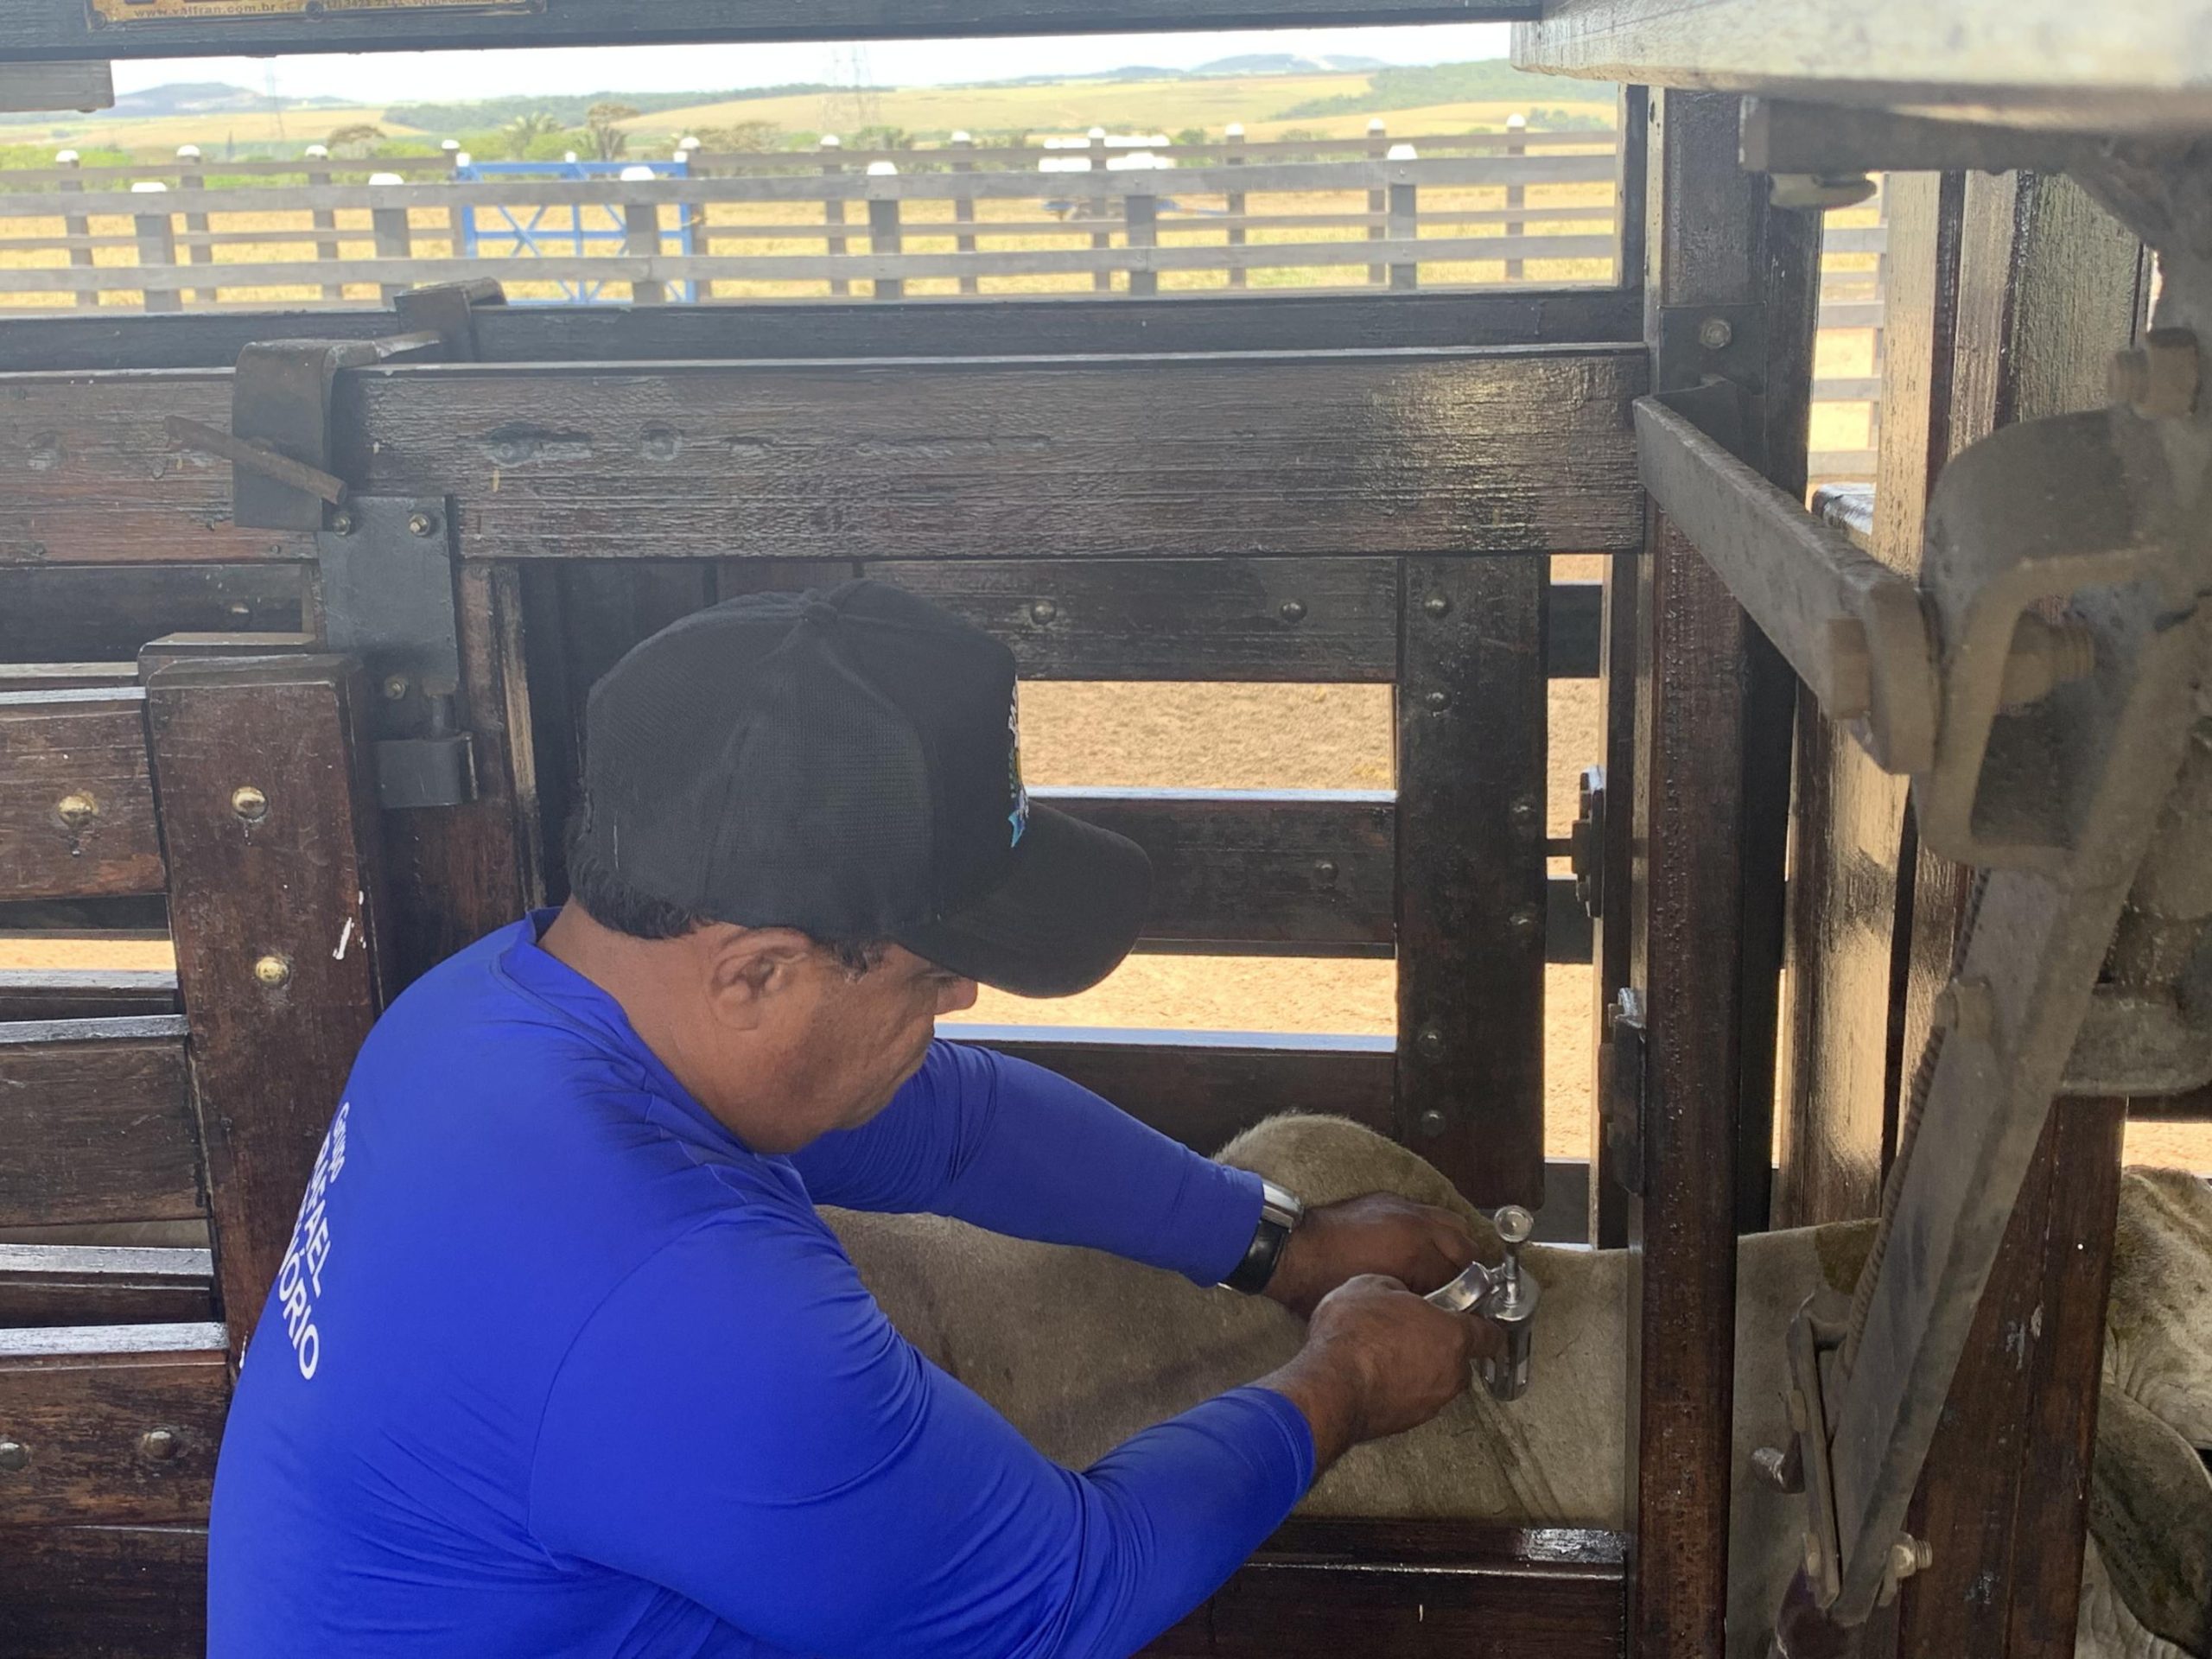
[1222,1179,1303,1294]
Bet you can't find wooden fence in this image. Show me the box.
[0,130,1885,475]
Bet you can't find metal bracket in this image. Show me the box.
[391,279,505,362]
[1571,765,1605,918]
[317,496,474,810]
[1656,302,1768,398]
[1604,985,1647,1196]
[1784,1299,1849,1610]
[228,332,442,530]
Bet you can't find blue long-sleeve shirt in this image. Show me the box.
[207,912,1313,1657]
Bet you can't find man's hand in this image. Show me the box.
[1262,1192,1481,1319]
[1259,1275,1499,1471]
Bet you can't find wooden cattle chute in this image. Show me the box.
[0,3,2205,1657]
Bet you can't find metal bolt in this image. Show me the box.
[406,511,438,538]
[226,601,252,620]
[1421,593,1451,619]
[1028,599,1057,626]
[1510,795,1540,828]
[2109,328,2200,419]
[382,675,410,702]
[253,953,293,990]
[54,791,99,832]
[1892,1535,1934,1578]
[1416,1026,1446,1059]
[1999,614,2096,705]
[1424,690,1451,713]
[0,1440,27,1473]
[1312,858,1338,887]
[1509,906,1542,939]
[327,507,356,536]
[1803,1533,1821,1578]
[1698,316,1734,351]
[1417,1109,1448,1138]
[1278,599,1307,624]
[139,1427,181,1461]
[231,785,269,823]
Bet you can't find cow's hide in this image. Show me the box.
[824,1114,2212,1658]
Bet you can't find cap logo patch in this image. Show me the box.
[1007,689,1030,848]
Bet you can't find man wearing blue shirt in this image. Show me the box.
[209,580,1492,1657]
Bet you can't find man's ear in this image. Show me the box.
[702,925,817,1027]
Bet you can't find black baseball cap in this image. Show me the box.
[573,579,1151,996]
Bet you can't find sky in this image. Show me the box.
[109,22,1514,101]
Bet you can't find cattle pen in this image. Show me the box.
[1,3,2209,1657]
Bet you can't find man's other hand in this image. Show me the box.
[1263,1192,1481,1319]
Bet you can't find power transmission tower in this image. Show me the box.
[823,43,882,135]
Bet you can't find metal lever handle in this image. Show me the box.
[1425,1204,1541,1402]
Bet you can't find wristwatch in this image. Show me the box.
[1222,1179,1305,1294]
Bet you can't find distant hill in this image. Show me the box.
[384,86,835,133]
[1279,59,1611,118]
[1193,54,1387,75]
[99,81,350,118]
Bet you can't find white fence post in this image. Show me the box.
[1125,185,1157,297]
[130,181,180,314]
[1504,113,1528,282]
[302,143,343,303]
[820,135,850,298]
[1086,127,1110,293]
[1367,117,1388,285]
[1386,143,1419,292]
[620,165,666,304]
[951,131,979,296]
[176,146,210,303]
[366,172,411,305]
[1224,124,1247,290]
[57,149,95,309]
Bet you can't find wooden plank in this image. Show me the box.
[0,1018,203,1230]
[1395,556,1547,1208]
[328,348,1646,562]
[1510,0,2212,131]
[0,372,315,565]
[1150,1520,1625,1657]
[0,289,1644,373]
[145,656,389,1357]
[0,1243,214,1328]
[1039,788,1395,955]
[0,687,164,901]
[2,0,1541,59]
[377,560,543,989]
[945,1027,1394,1157]
[1893,1101,2125,1658]
[0,1524,207,1659]
[870,559,1401,683]
[0,60,111,113]
[0,564,307,659]
[1590,550,1637,1249]
[0,662,137,692]
[0,968,180,1020]
[0,1322,229,1525]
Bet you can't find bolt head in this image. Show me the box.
[139,1427,181,1461]
[54,791,99,832]
[1510,795,1539,826]
[1312,858,1338,886]
[327,508,355,536]
[1416,1026,1446,1059]
[231,785,269,822]
[406,511,437,538]
[1424,689,1451,713]
[1493,1205,1534,1246]
[1698,316,1734,351]
[1028,599,1057,626]
[1278,599,1307,624]
[1422,593,1451,619]
[0,1440,27,1472]
[1509,906,1541,938]
[1417,1109,1448,1138]
[253,953,293,990]
[382,675,410,702]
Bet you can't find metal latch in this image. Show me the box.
[1425,1203,1541,1401]
[1603,986,1647,1196]
[1570,765,1605,918]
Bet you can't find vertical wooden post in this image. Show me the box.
[951,130,979,296]
[1366,117,1388,285]
[367,171,412,306]
[1627,86,1818,1659]
[1503,114,1528,283]
[145,655,390,1363]
[1224,124,1248,290]
[1086,128,1111,293]
[1125,188,1157,297]
[130,181,180,315]
[302,143,343,304]
[175,144,209,304]
[867,162,902,301]
[820,135,850,298]
[1395,556,1547,1210]
[1384,144,1418,292]
[56,149,95,309]
[620,165,666,304]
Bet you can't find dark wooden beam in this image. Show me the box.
[0,1524,208,1659]
[0,1243,215,1328]
[0,969,180,1022]
[0,688,164,902]
[0,1017,204,1230]
[0,289,1643,375]
[3,0,1540,60]
[0,565,306,662]
[146,656,391,1358]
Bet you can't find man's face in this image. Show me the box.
[719,942,977,1154]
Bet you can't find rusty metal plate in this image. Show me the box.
[89,0,535,24]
